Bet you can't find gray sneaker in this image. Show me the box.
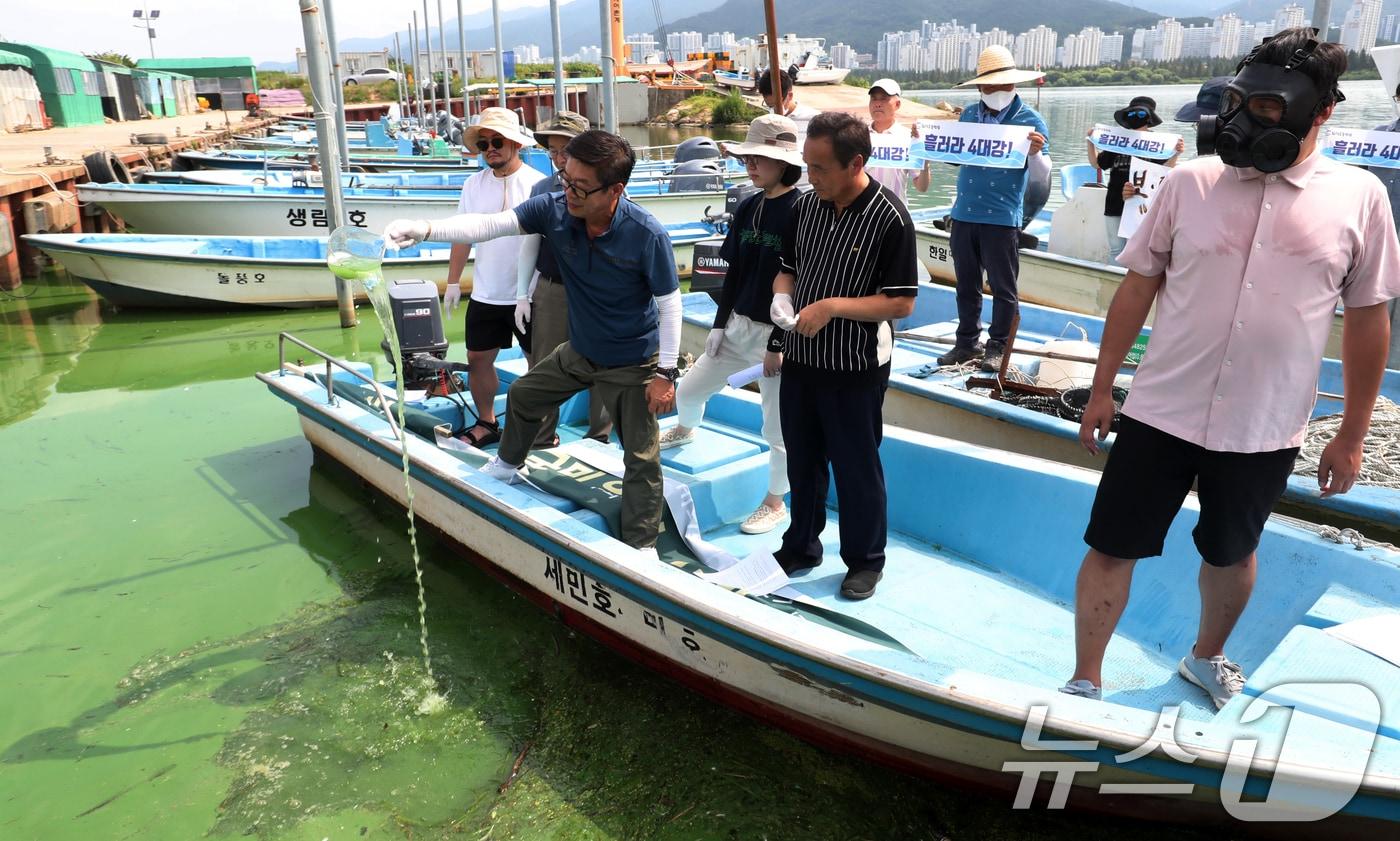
[1058,679,1101,701]
[1178,654,1246,710]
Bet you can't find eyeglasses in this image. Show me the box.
[475,137,507,151]
[558,172,611,200]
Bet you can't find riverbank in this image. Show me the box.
[648,83,959,127]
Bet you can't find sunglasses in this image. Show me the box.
[475,137,507,151]
[558,172,611,200]
[1125,108,1149,120]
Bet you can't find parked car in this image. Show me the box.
[344,67,401,86]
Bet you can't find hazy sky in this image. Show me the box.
[0,0,551,64]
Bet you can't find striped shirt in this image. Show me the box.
[779,178,918,375]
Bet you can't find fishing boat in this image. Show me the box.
[679,286,1400,534]
[78,180,728,235]
[141,164,750,191]
[915,164,1348,358]
[791,49,850,85]
[176,148,480,174]
[714,68,755,90]
[259,333,1400,835]
[25,222,720,308]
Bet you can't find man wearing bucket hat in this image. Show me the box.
[440,107,545,448]
[1174,76,1229,123]
[866,78,932,207]
[1086,96,1183,261]
[658,114,805,535]
[513,110,613,447]
[936,45,1050,374]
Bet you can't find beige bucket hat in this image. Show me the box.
[720,113,804,167]
[957,45,1045,87]
[465,107,536,149]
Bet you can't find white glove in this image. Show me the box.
[770,293,799,331]
[704,328,725,358]
[442,283,461,316]
[384,219,430,248]
[514,297,532,333]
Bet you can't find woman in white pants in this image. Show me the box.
[659,115,805,534]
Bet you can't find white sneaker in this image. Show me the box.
[1058,679,1101,701]
[739,503,787,534]
[658,425,695,449]
[1178,653,1246,710]
[479,455,522,484]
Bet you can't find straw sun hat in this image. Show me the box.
[957,45,1046,87]
[464,106,537,149]
[720,113,805,167]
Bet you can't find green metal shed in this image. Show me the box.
[136,57,257,110]
[0,42,103,126]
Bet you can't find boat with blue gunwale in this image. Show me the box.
[259,334,1400,835]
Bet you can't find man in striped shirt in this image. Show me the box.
[769,111,919,600]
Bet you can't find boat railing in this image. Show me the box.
[274,331,402,440]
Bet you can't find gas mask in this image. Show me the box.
[1197,37,1343,173]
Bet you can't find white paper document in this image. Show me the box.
[698,550,790,595]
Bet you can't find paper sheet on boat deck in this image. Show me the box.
[1324,614,1400,668]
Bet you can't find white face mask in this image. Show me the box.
[981,90,1015,112]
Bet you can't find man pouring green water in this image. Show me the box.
[384,130,682,553]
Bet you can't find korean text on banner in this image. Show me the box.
[1322,126,1400,169]
[1088,123,1181,162]
[868,132,922,170]
[913,120,1032,170]
[1117,158,1172,240]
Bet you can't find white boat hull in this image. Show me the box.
[81,186,723,235]
[794,67,851,85]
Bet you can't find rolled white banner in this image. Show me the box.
[726,363,764,389]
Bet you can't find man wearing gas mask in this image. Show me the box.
[1059,28,1400,709]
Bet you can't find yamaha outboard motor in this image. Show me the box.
[668,160,726,193]
[674,136,721,162]
[378,279,461,387]
[1021,165,1051,229]
[724,182,762,216]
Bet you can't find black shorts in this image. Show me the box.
[465,299,529,353]
[1084,415,1299,567]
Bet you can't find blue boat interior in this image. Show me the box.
[295,331,1400,777]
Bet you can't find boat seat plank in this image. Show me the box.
[657,422,762,474]
[1240,626,1400,741]
[1301,583,1398,629]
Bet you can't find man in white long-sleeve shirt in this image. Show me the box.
[385,130,682,550]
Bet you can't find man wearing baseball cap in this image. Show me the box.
[866,78,931,207]
[442,107,544,448]
[513,110,612,447]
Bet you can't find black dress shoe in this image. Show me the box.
[840,569,883,600]
[936,343,984,367]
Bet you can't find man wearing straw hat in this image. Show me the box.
[935,45,1050,374]
[440,107,544,448]
[514,110,612,448]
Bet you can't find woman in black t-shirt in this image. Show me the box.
[658,115,805,535]
[1085,96,1182,261]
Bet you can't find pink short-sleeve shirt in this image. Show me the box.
[1116,151,1400,453]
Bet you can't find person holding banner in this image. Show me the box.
[768,112,918,600]
[866,78,931,206]
[659,115,804,535]
[1085,96,1183,261]
[936,45,1050,373]
[1060,28,1400,709]
[1367,83,1400,228]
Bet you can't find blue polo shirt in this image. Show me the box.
[950,95,1049,228]
[513,192,679,366]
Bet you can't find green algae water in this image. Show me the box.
[328,247,445,716]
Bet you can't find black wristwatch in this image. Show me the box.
[656,366,680,383]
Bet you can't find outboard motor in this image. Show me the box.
[689,238,729,303]
[435,110,453,139]
[378,279,458,387]
[668,160,726,193]
[1022,165,1051,230]
[724,182,762,217]
[674,136,721,163]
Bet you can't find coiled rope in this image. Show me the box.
[1294,396,1400,489]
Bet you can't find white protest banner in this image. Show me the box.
[1322,126,1400,169]
[867,132,921,170]
[913,120,1032,169]
[1117,158,1172,240]
[1088,123,1181,162]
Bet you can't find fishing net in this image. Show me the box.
[1295,396,1400,488]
